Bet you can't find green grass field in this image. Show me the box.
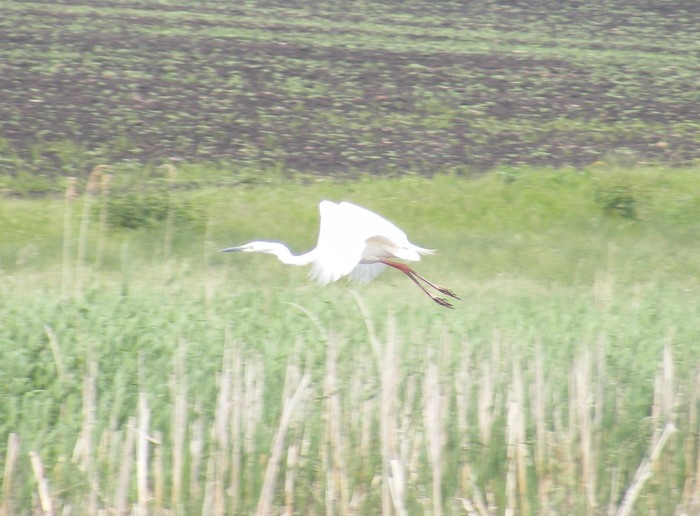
[2,168,700,514]
[3,0,700,513]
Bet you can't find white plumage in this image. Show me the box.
[310,201,433,284]
[221,200,459,308]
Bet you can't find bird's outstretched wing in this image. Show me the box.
[337,202,433,262]
[310,201,432,285]
[309,201,366,284]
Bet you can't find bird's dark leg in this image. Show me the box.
[405,268,461,300]
[380,259,460,308]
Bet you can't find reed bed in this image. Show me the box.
[0,308,696,515]
[2,170,700,513]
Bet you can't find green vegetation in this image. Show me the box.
[2,0,700,512]
[2,168,700,513]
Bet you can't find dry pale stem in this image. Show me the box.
[615,423,677,516]
[256,374,311,516]
[114,416,136,514]
[424,361,443,516]
[29,451,54,516]
[1,433,21,516]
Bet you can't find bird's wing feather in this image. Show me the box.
[349,262,387,283]
[310,201,432,285]
[310,201,367,284]
[338,202,433,261]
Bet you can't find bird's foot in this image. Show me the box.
[436,286,460,300]
[431,295,455,309]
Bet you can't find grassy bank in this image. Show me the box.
[1,167,700,513]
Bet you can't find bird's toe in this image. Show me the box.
[437,287,460,300]
[432,296,455,309]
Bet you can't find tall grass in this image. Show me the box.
[1,167,700,513]
[0,286,696,514]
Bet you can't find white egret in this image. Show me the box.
[220,200,460,308]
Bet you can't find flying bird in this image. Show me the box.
[220,200,459,308]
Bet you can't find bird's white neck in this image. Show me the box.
[258,242,316,266]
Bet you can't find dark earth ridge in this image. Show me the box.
[1,0,699,178]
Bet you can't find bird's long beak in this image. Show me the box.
[219,246,244,253]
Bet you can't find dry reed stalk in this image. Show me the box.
[44,325,68,387]
[114,417,137,514]
[75,165,107,298]
[401,373,418,480]
[162,164,177,263]
[299,406,313,476]
[455,344,472,444]
[347,354,371,461]
[680,364,700,512]
[607,465,619,516]
[554,402,575,511]
[615,422,676,516]
[242,356,265,503]
[324,333,350,515]
[477,360,495,447]
[213,347,233,516]
[479,333,502,449]
[105,406,121,478]
[349,485,368,514]
[170,340,187,511]
[281,339,303,403]
[460,463,492,516]
[29,451,54,516]
[505,362,527,516]
[460,498,479,516]
[692,423,700,514]
[507,362,528,515]
[653,339,677,508]
[189,399,205,501]
[72,344,98,514]
[94,172,112,269]
[532,341,549,512]
[379,315,400,515]
[1,433,21,516]
[229,340,243,513]
[61,176,77,300]
[661,339,675,424]
[201,448,216,516]
[323,440,334,516]
[505,386,517,516]
[137,390,151,515]
[256,374,311,516]
[486,484,498,514]
[244,356,265,456]
[73,346,97,467]
[407,424,423,500]
[573,349,597,512]
[284,444,299,516]
[350,292,392,502]
[387,459,408,516]
[592,336,607,506]
[424,361,444,516]
[153,430,164,513]
[359,373,375,475]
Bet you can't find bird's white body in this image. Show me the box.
[222,200,459,307]
[224,201,432,285]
